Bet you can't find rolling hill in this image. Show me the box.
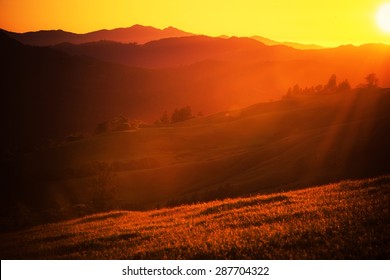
[0,175,388,259]
[50,35,390,77]
[52,35,290,68]
[2,24,194,46]
[0,31,158,149]
[1,26,390,260]
[1,87,389,231]
[3,30,390,137]
[3,29,389,154]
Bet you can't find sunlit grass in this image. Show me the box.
[1,175,389,259]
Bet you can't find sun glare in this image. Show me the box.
[376,3,390,33]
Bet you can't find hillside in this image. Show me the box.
[2,24,194,46]
[0,31,156,149]
[2,29,390,237]
[0,175,388,259]
[51,35,390,80]
[2,30,389,153]
[1,33,285,149]
[2,88,390,231]
[52,35,287,68]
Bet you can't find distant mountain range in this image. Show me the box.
[1,27,390,151]
[4,24,322,50]
[2,24,194,46]
[53,35,298,68]
[49,35,390,72]
[251,35,323,50]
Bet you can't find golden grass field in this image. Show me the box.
[1,175,389,259]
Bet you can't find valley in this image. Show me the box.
[1,24,389,260]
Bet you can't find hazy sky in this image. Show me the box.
[1,0,390,46]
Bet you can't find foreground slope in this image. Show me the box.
[0,175,389,259]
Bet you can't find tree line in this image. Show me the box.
[283,73,379,99]
[155,105,196,126]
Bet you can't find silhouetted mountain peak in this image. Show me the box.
[131,24,153,29]
[163,26,185,32]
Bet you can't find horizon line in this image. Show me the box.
[2,24,389,48]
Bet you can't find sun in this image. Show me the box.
[376,3,390,33]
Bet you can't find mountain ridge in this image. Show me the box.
[50,34,390,73]
[2,24,194,46]
[5,24,380,51]
[251,35,324,50]
[1,30,390,151]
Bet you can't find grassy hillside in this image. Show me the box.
[2,89,390,230]
[0,175,389,259]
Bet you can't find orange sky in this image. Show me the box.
[1,0,390,47]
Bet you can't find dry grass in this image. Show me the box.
[1,175,389,259]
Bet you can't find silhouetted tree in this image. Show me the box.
[365,73,379,88]
[171,106,193,123]
[325,74,337,92]
[292,84,301,96]
[282,87,293,99]
[338,79,351,91]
